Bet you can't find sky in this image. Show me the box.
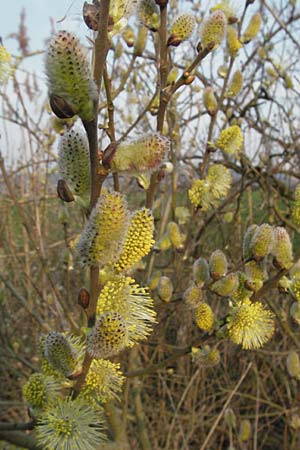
[1,0,86,54]
[0,0,89,161]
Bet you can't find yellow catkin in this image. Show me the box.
[227,298,274,349]
[76,192,130,267]
[23,374,48,409]
[184,284,203,309]
[168,14,196,46]
[167,221,185,250]
[200,10,227,50]
[194,303,215,331]
[209,249,228,280]
[238,419,251,442]
[134,26,148,56]
[227,26,242,57]
[87,312,128,359]
[211,273,239,296]
[225,70,243,98]
[272,227,293,270]
[203,86,217,115]
[242,13,261,43]
[287,351,300,379]
[80,359,124,404]
[249,223,274,261]
[106,133,170,174]
[96,275,156,345]
[157,276,173,302]
[191,345,220,367]
[215,125,243,155]
[189,165,231,210]
[114,208,154,272]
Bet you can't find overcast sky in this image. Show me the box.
[1,0,88,72]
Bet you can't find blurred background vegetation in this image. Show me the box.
[1,0,300,448]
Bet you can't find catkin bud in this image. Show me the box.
[286,351,300,380]
[167,221,185,251]
[157,234,172,251]
[167,68,179,85]
[114,208,154,272]
[167,14,196,47]
[225,70,243,98]
[290,302,300,324]
[245,260,266,283]
[250,224,274,261]
[238,419,251,442]
[243,224,258,260]
[215,125,243,156]
[122,25,135,47]
[58,127,90,201]
[184,284,203,309]
[194,302,215,331]
[203,87,218,116]
[191,345,220,367]
[76,192,129,267]
[272,227,293,270]
[103,133,170,175]
[88,312,127,359]
[157,276,173,302]
[138,0,160,31]
[45,31,97,121]
[200,11,227,51]
[242,13,261,43]
[45,332,76,377]
[231,272,252,302]
[209,250,228,280]
[225,408,237,429]
[227,26,242,57]
[134,26,148,56]
[211,273,239,296]
[57,179,75,203]
[193,257,210,287]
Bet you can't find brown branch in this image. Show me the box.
[0,431,41,450]
[73,0,111,398]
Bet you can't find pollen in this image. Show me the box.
[227,298,274,349]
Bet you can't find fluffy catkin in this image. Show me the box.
[200,11,227,50]
[114,208,154,272]
[76,192,130,267]
[104,133,170,174]
[87,312,127,359]
[45,31,97,121]
[44,332,76,377]
[168,14,196,46]
[58,127,90,200]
